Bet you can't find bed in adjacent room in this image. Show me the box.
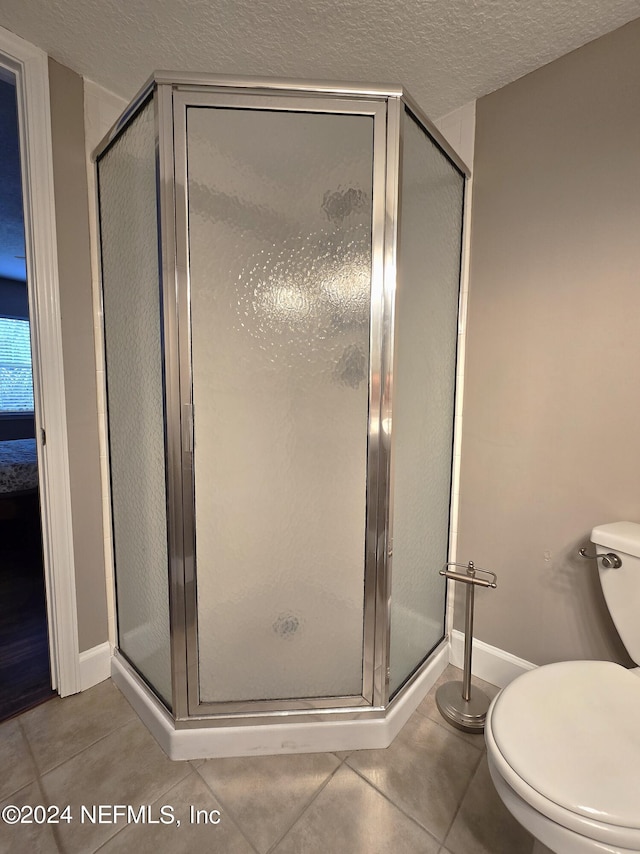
[0,437,38,496]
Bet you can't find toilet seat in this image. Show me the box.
[486,661,640,851]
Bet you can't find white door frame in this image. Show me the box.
[0,25,80,696]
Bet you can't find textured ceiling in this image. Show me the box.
[1,0,640,118]
[1,1,639,281]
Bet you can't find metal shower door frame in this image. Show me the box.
[384,101,468,699]
[92,72,469,726]
[161,82,399,722]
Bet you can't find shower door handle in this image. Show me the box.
[183,403,194,457]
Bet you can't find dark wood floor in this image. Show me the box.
[0,491,55,722]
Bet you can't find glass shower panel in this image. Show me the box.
[388,110,464,696]
[98,100,173,707]
[186,106,373,703]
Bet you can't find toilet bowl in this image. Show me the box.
[485,522,640,854]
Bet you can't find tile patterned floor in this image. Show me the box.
[0,665,535,853]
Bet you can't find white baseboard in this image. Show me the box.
[79,641,112,691]
[450,630,536,688]
[82,633,531,705]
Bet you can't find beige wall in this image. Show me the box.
[83,79,127,648]
[48,58,108,652]
[457,19,640,666]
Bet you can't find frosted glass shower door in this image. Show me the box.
[181,99,380,706]
[98,100,173,708]
[388,109,465,696]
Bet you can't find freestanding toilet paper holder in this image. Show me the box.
[436,560,498,733]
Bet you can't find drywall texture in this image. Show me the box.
[457,18,640,667]
[83,79,128,650]
[2,1,640,119]
[48,58,108,652]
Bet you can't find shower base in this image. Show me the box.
[111,640,448,760]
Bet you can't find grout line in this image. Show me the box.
[331,751,350,762]
[75,763,194,854]
[3,718,42,806]
[406,672,489,751]
[55,761,193,854]
[191,765,261,854]
[23,710,138,779]
[439,745,485,848]
[90,770,203,854]
[13,723,61,852]
[263,760,345,854]
[34,776,65,853]
[15,714,65,840]
[92,828,126,852]
[90,827,134,852]
[412,704,485,751]
[343,762,443,847]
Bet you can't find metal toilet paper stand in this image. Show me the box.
[436,560,498,733]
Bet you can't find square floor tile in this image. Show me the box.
[347,710,482,842]
[197,751,340,853]
[20,680,136,773]
[0,718,37,802]
[39,718,190,852]
[444,755,534,854]
[272,764,440,854]
[0,781,59,854]
[0,668,537,854]
[99,771,255,854]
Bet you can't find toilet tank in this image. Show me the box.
[591,521,640,666]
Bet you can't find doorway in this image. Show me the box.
[0,25,83,704]
[0,67,54,720]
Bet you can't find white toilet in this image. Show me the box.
[485,521,640,854]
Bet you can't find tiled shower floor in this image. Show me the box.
[0,665,534,853]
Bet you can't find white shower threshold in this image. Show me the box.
[111,640,449,760]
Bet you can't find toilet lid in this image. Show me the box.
[491,660,640,830]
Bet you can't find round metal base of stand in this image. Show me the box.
[435,681,491,733]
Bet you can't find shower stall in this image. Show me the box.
[95,73,467,758]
